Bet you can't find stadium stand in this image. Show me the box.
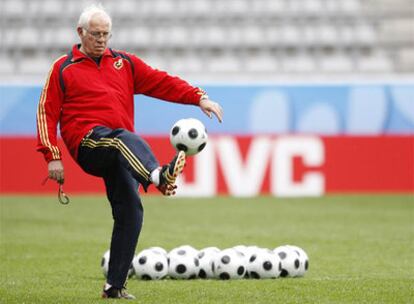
[0,0,413,81]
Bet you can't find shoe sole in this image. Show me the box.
[165,150,186,185]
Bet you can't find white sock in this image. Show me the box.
[150,168,161,186]
[104,283,112,291]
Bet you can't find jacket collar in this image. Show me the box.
[71,44,112,61]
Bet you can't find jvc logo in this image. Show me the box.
[176,136,325,197]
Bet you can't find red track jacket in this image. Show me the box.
[37,44,206,162]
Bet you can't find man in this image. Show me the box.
[36,4,223,300]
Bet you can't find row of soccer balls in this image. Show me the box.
[101,244,309,280]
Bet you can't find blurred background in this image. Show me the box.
[0,0,413,82]
[0,0,413,196]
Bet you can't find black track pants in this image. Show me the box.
[77,126,159,288]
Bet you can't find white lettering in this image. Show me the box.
[215,136,271,197]
[272,136,325,197]
[176,142,216,197]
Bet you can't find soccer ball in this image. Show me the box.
[197,247,220,279]
[168,246,199,279]
[286,245,309,277]
[147,246,168,256]
[232,245,260,278]
[213,248,246,280]
[273,245,301,277]
[247,248,282,279]
[101,250,134,279]
[170,118,208,156]
[132,248,168,280]
[101,250,110,278]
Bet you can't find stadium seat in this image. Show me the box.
[320,54,354,72]
[358,52,394,72]
[208,54,241,73]
[281,54,316,72]
[245,54,279,72]
[19,56,52,75]
[0,54,16,74]
[0,0,411,79]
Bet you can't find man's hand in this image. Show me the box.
[199,98,223,123]
[48,160,65,184]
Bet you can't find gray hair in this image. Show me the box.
[77,4,112,30]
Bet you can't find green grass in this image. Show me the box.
[1,195,413,303]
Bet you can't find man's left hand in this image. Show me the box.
[199,98,223,123]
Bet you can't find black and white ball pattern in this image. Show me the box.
[170,118,208,156]
[132,248,168,280]
[101,249,134,279]
[102,245,308,281]
[213,248,246,280]
[168,245,200,279]
[286,245,309,277]
[273,245,301,277]
[247,248,282,279]
[197,247,220,279]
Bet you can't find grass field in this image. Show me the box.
[1,195,413,303]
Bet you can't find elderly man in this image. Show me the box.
[36,4,222,299]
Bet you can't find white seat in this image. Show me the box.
[170,55,203,73]
[165,27,189,48]
[208,54,240,73]
[340,0,361,13]
[41,0,64,17]
[357,52,393,72]
[338,26,355,45]
[16,28,40,48]
[281,54,316,72]
[3,0,26,17]
[245,54,279,72]
[205,27,227,47]
[320,54,354,72]
[0,54,16,74]
[304,0,324,13]
[354,24,377,44]
[265,27,281,46]
[19,56,52,74]
[280,25,301,45]
[317,25,338,45]
[105,0,136,18]
[243,26,266,47]
[266,0,286,14]
[398,49,414,72]
[142,55,169,71]
[302,27,317,45]
[191,0,212,15]
[229,0,250,15]
[152,0,176,16]
[54,28,78,49]
[226,27,244,47]
[128,28,152,48]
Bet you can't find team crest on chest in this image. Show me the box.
[114,58,123,70]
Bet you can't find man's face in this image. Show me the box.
[78,15,111,57]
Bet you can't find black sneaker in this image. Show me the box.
[102,286,136,300]
[156,151,186,196]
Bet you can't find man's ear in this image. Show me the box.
[77,27,84,38]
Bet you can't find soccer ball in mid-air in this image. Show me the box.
[132,248,168,280]
[168,246,200,279]
[170,118,208,156]
[273,245,301,277]
[213,248,246,280]
[101,250,134,278]
[246,248,282,279]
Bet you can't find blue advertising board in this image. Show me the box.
[1,84,413,135]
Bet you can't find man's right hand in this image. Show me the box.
[48,160,65,184]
